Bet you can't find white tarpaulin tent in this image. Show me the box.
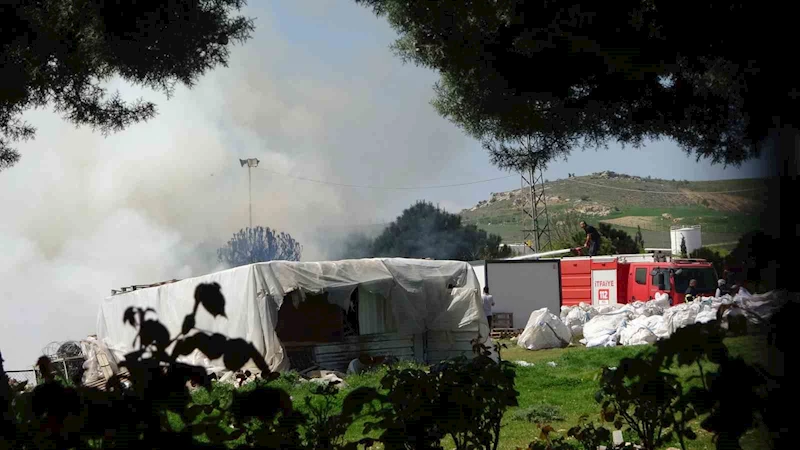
[468,260,486,294]
[96,258,488,375]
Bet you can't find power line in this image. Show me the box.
[252,166,516,190]
[565,178,767,194]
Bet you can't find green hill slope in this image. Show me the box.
[460,171,768,250]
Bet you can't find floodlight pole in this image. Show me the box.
[248,165,252,229]
[239,158,260,230]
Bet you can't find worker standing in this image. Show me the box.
[580,221,601,256]
[715,279,729,297]
[685,279,698,302]
[482,287,495,329]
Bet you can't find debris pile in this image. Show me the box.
[560,303,597,340]
[519,290,792,351]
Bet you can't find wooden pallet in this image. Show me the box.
[490,328,523,339]
[492,312,513,329]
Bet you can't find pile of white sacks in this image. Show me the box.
[517,290,788,351]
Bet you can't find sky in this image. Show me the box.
[0,0,772,370]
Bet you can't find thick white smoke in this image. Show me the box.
[0,2,470,370]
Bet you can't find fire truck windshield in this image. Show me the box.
[651,272,670,290]
[674,268,717,293]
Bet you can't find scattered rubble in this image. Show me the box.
[346,355,399,375]
[567,203,612,217]
[305,370,347,388]
[590,171,645,181]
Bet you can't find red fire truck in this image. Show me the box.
[560,254,719,307]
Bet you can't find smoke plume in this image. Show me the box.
[0,2,469,370]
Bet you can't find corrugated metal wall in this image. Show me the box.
[304,333,416,372]
[285,330,484,372]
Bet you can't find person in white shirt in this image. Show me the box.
[715,279,729,297]
[482,287,495,329]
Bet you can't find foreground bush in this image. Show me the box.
[0,282,519,450]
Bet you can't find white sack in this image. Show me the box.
[80,336,120,385]
[629,301,647,318]
[564,305,596,340]
[654,292,670,306]
[644,299,667,316]
[694,299,721,325]
[80,337,102,385]
[518,308,572,351]
[660,302,700,335]
[595,304,625,314]
[584,327,624,348]
[619,316,664,346]
[736,290,786,321]
[583,307,631,348]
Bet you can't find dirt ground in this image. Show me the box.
[678,189,758,213]
[601,216,660,228]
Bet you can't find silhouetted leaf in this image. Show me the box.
[596,391,605,404]
[342,387,381,417]
[185,404,204,422]
[261,371,280,382]
[223,338,264,372]
[194,283,226,318]
[228,428,244,440]
[174,333,226,361]
[539,424,554,440]
[181,315,195,335]
[231,386,292,422]
[140,320,170,349]
[123,307,136,327]
[10,379,28,393]
[684,428,697,440]
[205,423,229,444]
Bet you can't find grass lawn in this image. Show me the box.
[495,336,767,449]
[185,336,768,449]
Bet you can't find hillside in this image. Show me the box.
[460,172,768,250]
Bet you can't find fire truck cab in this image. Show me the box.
[560,254,718,307]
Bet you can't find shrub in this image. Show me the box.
[363,340,519,450]
[689,247,724,276]
[511,404,565,424]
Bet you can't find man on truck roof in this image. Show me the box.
[580,221,601,256]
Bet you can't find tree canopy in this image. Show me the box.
[217,226,302,267]
[355,0,796,168]
[1,0,254,170]
[597,223,642,255]
[366,201,511,260]
[553,220,639,256]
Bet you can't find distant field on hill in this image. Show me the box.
[461,172,766,248]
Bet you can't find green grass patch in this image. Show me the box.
[182,337,767,449]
